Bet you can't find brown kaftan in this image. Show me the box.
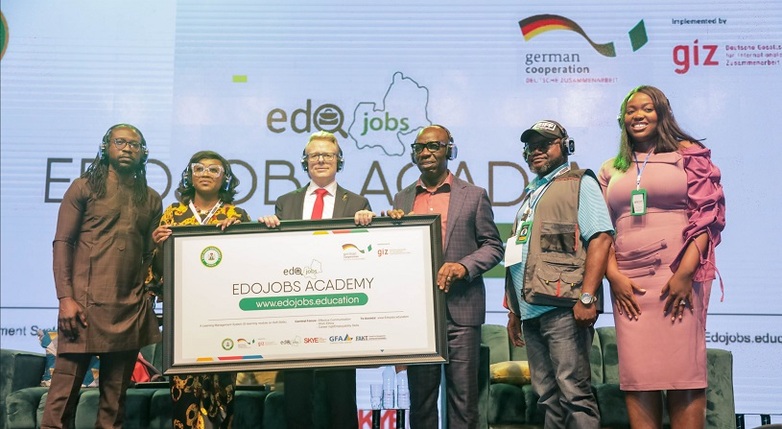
[52,175,162,353]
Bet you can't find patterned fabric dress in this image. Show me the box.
[154,201,250,429]
[597,145,725,391]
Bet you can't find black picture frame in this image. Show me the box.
[162,215,447,374]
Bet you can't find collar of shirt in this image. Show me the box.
[306,180,338,197]
[415,171,453,194]
[526,163,569,192]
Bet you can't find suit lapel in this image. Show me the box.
[444,177,467,250]
[403,186,417,212]
[289,187,307,220]
[332,185,349,218]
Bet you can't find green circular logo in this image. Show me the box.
[1,12,9,61]
[200,246,222,268]
[221,338,234,351]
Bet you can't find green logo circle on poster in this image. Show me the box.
[201,246,222,268]
[221,338,234,351]
[1,12,9,60]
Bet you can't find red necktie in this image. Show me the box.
[311,188,328,220]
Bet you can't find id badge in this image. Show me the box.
[630,189,647,216]
[516,221,532,243]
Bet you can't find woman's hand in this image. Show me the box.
[607,271,645,320]
[661,270,694,322]
[152,225,172,245]
[661,233,705,321]
[216,217,241,231]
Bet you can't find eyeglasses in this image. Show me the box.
[305,153,337,161]
[191,163,225,177]
[523,139,558,153]
[411,141,447,154]
[112,138,142,152]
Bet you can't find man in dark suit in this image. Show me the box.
[391,125,504,429]
[259,130,371,429]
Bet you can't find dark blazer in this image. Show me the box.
[275,184,371,220]
[394,175,503,327]
[273,182,368,429]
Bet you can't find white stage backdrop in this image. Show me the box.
[1,0,780,421]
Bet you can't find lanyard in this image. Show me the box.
[513,166,571,230]
[633,150,654,191]
[189,200,223,225]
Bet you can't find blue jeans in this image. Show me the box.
[522,307,600,429]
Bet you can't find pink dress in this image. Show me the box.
[598,145,725,391]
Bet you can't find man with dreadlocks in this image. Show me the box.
[41,124,163,429]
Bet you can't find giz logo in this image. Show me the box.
[673,39,718,74]
[359,111,410,136]
[267,99,347,137]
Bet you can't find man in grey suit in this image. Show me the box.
[259,130,372,429]
[390,125,504,429]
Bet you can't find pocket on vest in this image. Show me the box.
[536,255,584,293]
[525,254,584,305]
[540,222,578,254]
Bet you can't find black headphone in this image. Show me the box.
[181,163,233,192]
[100,124,149,164]
[301,146,344,172]
[562,134,575,155]
[410,124,458,163]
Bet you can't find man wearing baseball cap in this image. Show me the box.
[504,120,613,428]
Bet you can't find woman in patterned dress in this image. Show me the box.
[150,150,250,429]
[598,86,725,429]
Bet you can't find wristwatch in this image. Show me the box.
[579,292,596,305]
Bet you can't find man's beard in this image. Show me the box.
[109,157,140,175]
[530,153,566,176]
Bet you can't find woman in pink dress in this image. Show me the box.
[598,85,725,428]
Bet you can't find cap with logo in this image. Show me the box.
[520,120,567,142]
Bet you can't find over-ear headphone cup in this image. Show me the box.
[447,143,458,160]
[181,168,191,188]
[561,138,575,155]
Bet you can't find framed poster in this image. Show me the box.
[162,215,447,374]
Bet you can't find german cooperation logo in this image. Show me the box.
[518,14,648,80]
